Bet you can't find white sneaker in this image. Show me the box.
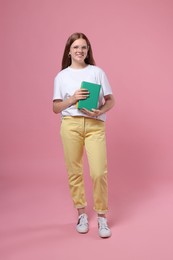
[76,213,89,234]
[98,217,112,238]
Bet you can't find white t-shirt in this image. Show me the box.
[53,65,112,121]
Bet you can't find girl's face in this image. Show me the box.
[69,38,89,66]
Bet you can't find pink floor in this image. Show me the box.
[1,0,173,259]
[1,158,173,260]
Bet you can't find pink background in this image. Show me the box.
[1,0,173,259]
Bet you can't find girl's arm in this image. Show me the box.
[53,98,73,114]
[81,94,115,117]
[99,94,115,114]
[53,89,89,114]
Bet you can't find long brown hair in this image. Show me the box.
[61,32,96,70]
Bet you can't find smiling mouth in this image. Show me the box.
[76,54,84,57]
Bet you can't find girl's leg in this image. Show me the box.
[85,118,111,237]
[60,117,87,210]
[84,118,108,215]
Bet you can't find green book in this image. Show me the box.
[77,81,101,111]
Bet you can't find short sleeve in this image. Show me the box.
[100,69,113,96]
[53,74,63,101]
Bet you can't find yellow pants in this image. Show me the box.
[60,116,108,214]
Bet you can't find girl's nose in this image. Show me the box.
[77,46,83,51]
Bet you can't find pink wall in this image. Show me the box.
[1,1,173,259]
[1,1,173,198]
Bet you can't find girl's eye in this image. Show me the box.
[72,46,88,50]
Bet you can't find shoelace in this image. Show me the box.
[98,218,109,230]
[78,214,88,226]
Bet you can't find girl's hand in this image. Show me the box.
[81,108,101,118]
[71,89,89,104]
